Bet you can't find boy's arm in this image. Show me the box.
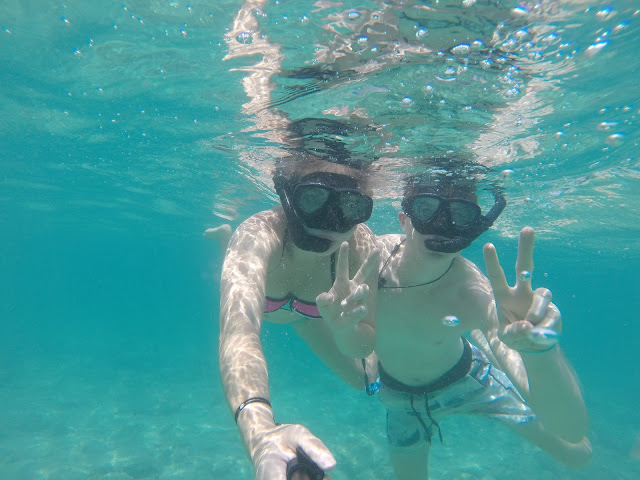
[482,227,588,443]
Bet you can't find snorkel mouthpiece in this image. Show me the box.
[424,235,475,253]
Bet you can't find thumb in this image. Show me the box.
[296,436,336,472]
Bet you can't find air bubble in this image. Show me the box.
[451,44,470,55]
[605,133,624,146]
[597,121,618,131]
[347,11,361,22]
[236,32,253,44]
[401,97,413,106]
[416,28,428,39]
[518,271,531,281]
[442,315,460,327]
[500,169,514,180]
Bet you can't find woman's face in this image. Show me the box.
[276,158,372,253]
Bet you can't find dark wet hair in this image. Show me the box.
[403,157,486,202]
[273,118,376,194]
[284,117,376,169]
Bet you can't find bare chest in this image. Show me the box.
[376,286,484,346]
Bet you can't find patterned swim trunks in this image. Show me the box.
[378,338,535,447]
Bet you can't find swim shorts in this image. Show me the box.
[378,338,535,447]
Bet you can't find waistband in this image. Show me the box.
[379,337,473,395]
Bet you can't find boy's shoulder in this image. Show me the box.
[374,233,404,256]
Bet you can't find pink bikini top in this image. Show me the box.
[264,296,321,318]
[263,252,335,319]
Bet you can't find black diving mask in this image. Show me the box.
[291,172,373,232]
[402,188,506,253]
[274,172,373,253]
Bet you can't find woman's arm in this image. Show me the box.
[218,210,337,478]
[219,211,282,451]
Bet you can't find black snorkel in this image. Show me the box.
[274,174,334,253]
[418,188,506,254]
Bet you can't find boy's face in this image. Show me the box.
[402,185,484,253]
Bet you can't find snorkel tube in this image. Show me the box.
[423,188,506,253]
[274,175,333,253]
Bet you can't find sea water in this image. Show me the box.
[1,1,639,479]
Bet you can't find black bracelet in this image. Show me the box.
[234,397,271,424]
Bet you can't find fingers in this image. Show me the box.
[335,242,351,284]
[529,299,562,336]
[297,435,337,472]
[524,287,552,325]
[483,242,509,294]
[341,284,369,307]
[340,284,370,325]
[502,320,534,339]
[353,248,381,285]
[515,227,535,287]
[522,288,561,349]
[203,224,232,238]
[315,292,334,310]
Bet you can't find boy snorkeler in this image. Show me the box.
[318,163,591,479]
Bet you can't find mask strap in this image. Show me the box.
[273,175,332,253]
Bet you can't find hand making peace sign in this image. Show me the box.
[316,242,381,346]
[483,227,562,353]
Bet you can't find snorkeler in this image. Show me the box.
[319,163,592,478]
[218,150,381,480]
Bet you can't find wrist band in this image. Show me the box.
[235,397,271,424]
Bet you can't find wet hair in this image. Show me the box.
[403,157,486,202]
[273,118,375,194]
[285,117,376,169]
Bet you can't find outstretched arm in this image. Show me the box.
[483,226,589,444]
[219,212,336,479]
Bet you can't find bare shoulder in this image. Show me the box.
[457,256,491,289]
[375,233,404,257]
[227,208,286,260]
[231,209,284,243]
[350,223,378,254]
[454,256,494,325]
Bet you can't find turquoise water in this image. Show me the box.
[1,1,639,479]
